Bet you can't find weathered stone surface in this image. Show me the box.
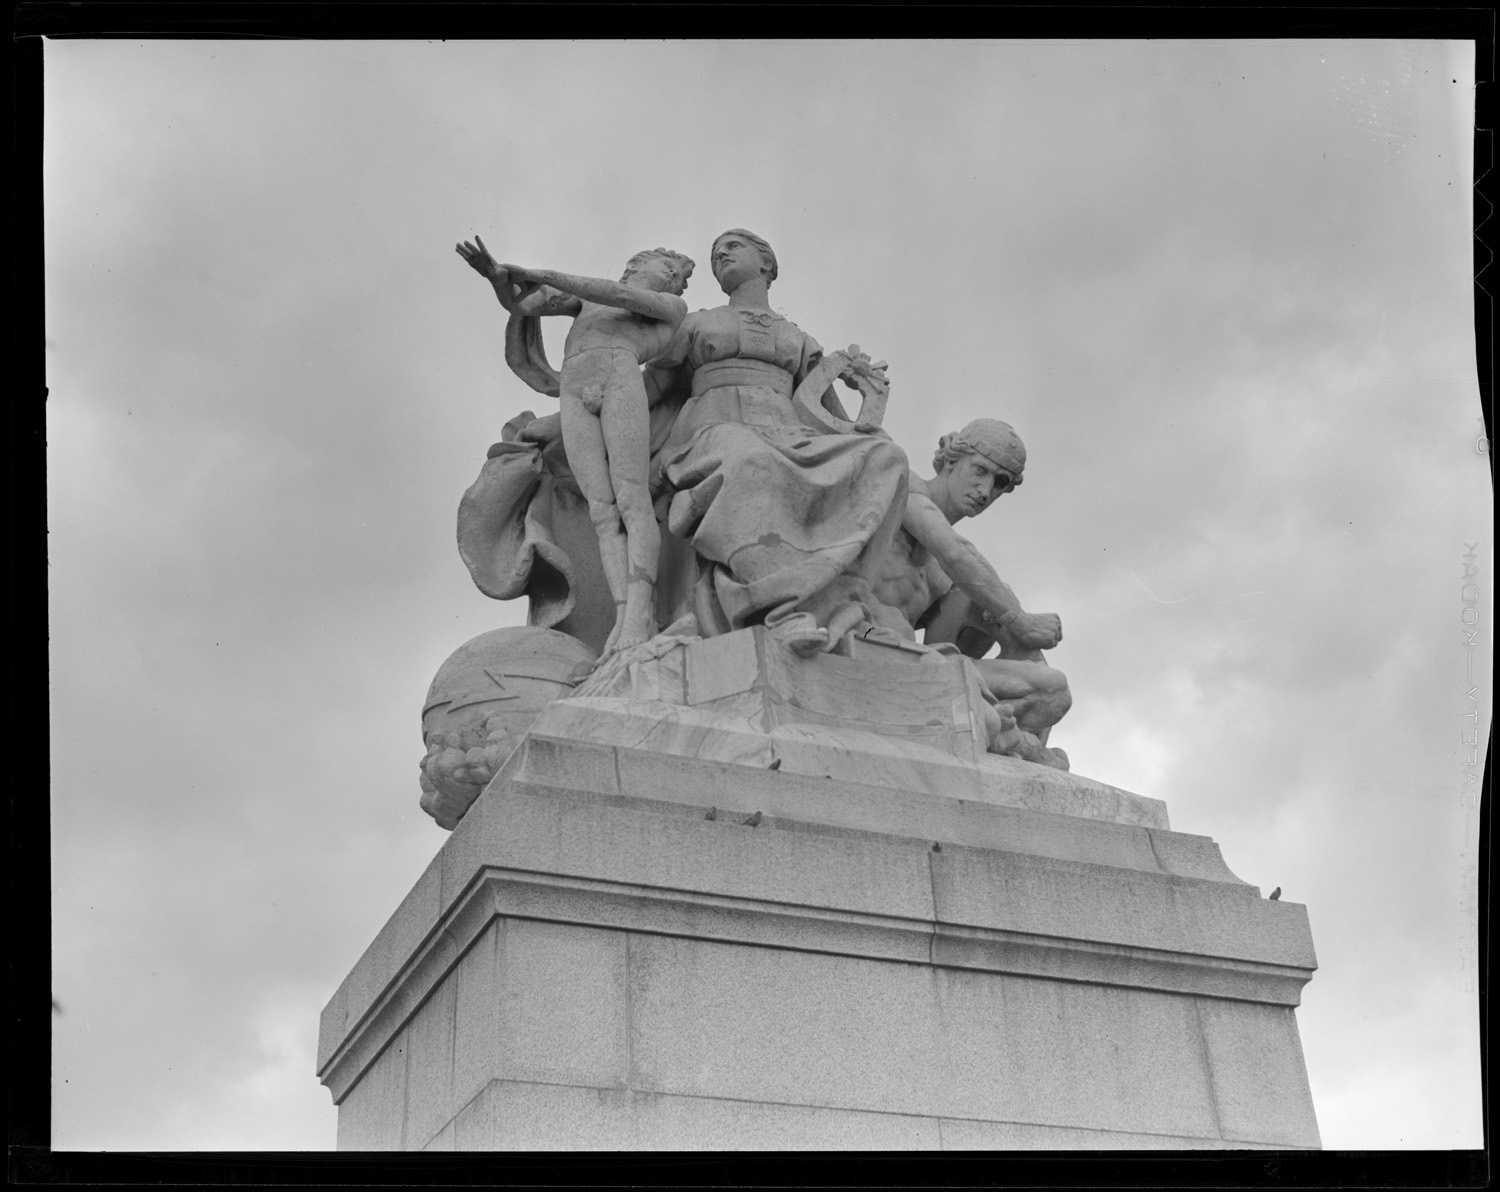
[624,933,1222,1135]
[494,919,631,1089]
[1196,998,1322,1147]
[333,1028,407,1151]
[401,972,455,1150]
[932,1117,1278,1150]
[975,752,1168,827]
[319,849,442,1073]
[443,1080,1291,1151]
[449,921,502,1121]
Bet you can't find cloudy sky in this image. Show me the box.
[46,39,1488,1150]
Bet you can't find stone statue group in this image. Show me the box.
[447,226,1072,783]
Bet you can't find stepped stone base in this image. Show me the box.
[318,628,1319,1150]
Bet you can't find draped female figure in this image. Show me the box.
[651,229,910,653]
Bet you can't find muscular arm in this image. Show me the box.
[902,492,1023,627]
[512,268,688,325]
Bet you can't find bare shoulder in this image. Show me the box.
[905,475,947,523]
[902,482,961,551]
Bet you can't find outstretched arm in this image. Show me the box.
[455,237,582,317]
[510,282,585,318]
[456,235,522,313]
[902,492,1061,649]
[505,266,687,326]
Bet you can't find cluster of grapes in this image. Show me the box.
[416,715,518,830]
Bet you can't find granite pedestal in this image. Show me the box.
[318,628,1319,1150]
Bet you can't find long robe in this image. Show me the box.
[659,305,910,632]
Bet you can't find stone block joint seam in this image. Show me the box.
[1189,995,1227,1141]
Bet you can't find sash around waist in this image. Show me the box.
[674,387,805,439]
[689,358,794,398]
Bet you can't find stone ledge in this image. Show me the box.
[435,1078,1300,1150]
[320,858,1315,1104]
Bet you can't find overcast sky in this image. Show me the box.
[46,39,1488,1150]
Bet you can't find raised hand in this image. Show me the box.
[838,343,890,396]
[455,234,504,281]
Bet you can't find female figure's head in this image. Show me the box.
[710,229,778,293]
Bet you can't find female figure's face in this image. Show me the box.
[711,233,768,293]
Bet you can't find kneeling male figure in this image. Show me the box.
[870,418,1072,768]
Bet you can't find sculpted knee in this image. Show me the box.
[612,477,655,519]
[586,498,621,532]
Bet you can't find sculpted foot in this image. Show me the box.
[612,623,654,653]
[993,722,1067,769]
[768,613,829,656]
[984,706,1023,755]
[612,597,657,654]
[600,604,627,657]
[659,612,699,639]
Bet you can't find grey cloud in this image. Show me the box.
[45,38,1486,1149]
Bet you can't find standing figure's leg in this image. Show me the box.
[559,379,628,654]
[600,363,660,651]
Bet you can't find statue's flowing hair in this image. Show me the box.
[621,248,696,284]
[931,433,975,474]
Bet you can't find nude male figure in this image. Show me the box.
[869,418,1072,767]
[457,236,694,655]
